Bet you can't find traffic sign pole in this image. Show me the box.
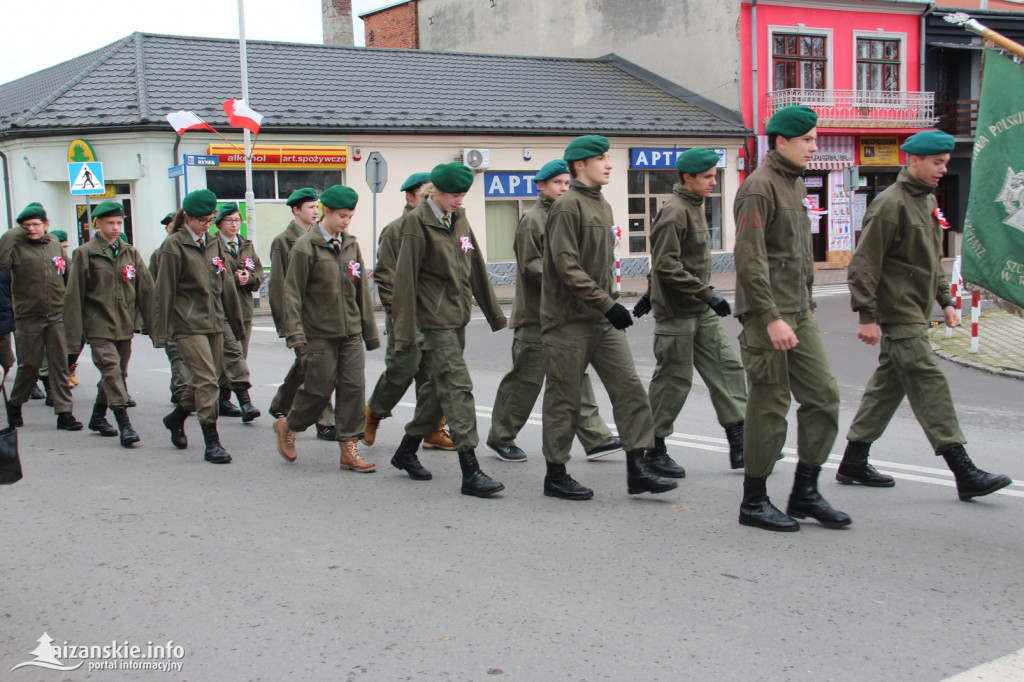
[365,151,388,305]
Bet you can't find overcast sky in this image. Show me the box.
[1,0,386,84]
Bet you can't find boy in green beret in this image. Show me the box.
[63,200,154,446]
[150,210,191,405]
[733,105,848,531]
[364,172,454,451]
[388,162,507,497]
[539,136,677,500]
[268,187,336,441]
[635,148,747,473]
[486,159,619,463]
[0,203,83,430]
[274,185,380,472]
[841,130,1011,500]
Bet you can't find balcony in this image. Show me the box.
[765,89,937,129]
[935,99,979,137]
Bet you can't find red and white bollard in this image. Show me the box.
[970,290,981,354]
[615,256,621,293]
[946,282,958,338]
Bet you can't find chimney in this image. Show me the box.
[322,0,354,46]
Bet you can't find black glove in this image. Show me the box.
[709,294,731,317]
[605,303,634,330]
[632,293,651,318]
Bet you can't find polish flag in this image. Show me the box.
[166,110,215,134]
[223,98,263,134]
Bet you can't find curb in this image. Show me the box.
[933,348,1024,382]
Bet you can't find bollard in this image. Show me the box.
[970,290,980,353]
[947,282,958,338]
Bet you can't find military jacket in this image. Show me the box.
[650,184,717,320]
[391,201,507,351]
[221,235,264,324]
[269,220,308,335]
[0,228,67,319]
[154,229,235,345]
[849,168,953,325]
[282,226,380,350]
[374,203,414,314]
[734,151,816,323]
[64,237,155,348]
[509,194,553,329]
[540,180,618,332]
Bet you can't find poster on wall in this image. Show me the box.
[828,172,852,252]
[859,136,900,166]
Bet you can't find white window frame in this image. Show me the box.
[767,25,835,94]
[852,30,908,107]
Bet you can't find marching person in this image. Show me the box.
[274,185,379,472]
[268,188,336,441]
[635,148,747,472]
[388,162,507,497]
[63,200,153,447]
[841,129,1012,500]
[0,202,82,431]
[486,159,620,463]
[49,230,79,391]
[213,202,261,422]
[364,172,454,452]
[540,135,677,500]
[154,189,234,464]
[733,105,849,531]
[150,211,191,405]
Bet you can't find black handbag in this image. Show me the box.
[0,375,22,485]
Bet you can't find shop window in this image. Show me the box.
[626,170,724,254]
[206,170,344,200]
[773,33,827,90]
[857,38,900,92]
[484,200,524,261]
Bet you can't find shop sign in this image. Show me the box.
[484,172,538,198]
[206,144,348,169]
[859,136,900,165]
[629,148,726,169]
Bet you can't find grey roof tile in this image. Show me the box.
[1,33,749,138]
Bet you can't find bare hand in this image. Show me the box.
[944,306,960,329]
[236,269,249,286]
[858,323,880,346]
[766,319,799,351]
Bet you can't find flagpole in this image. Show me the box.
[238,0,257,254]
[944,12,1024,59]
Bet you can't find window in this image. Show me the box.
[773,33,827,90]
[206,170,344,200]
[626,170,723,254]
[484,200,523,261]
[857,38,900,92]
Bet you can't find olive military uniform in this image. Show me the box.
[488,192,614,451]
[648,183,746,437]
[733,150,840,479]
[217,231,260,392]
[540,180,655,464]
[149,243,190,402]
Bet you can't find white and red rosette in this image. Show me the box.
[934,206,952,230]
[242,257,256,271]
[348,260,361,280]
[52,256,66,275]
[212,256,226,274]
[612,224,622,247]
[122,263,136,281]
[458,234,475,253]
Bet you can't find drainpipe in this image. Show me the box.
[172,135,181,207]
[0,151,12,230]
[751,0,759,171]
[922,2,935,90]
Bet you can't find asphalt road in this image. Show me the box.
[2,289,1022,681]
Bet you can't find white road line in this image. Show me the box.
[945,647,1024,681]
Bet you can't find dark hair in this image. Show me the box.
[768,134,779,151]
[568,159,581,179]
[170,209,187,233]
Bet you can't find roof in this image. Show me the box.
[358,0,417,19]
[0,32,749,140]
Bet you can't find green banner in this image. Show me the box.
[963,50,1024,309]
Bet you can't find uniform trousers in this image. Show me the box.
[11,314,72,412]
[413,328,476,451]
[270,350,335,426]
[846,322,966,453]
[175,332,224,424]
[285,335,365,440]
[368,313,441,433]
[220,321,251,390]
[738,309,839,478]
[541,321,655,464]
[165,337,190,402]
[91,338,132,409]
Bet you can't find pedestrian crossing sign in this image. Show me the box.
[68,161,104,195]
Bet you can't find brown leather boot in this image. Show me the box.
[340,438,375,473]
[363,405,382,446]
[423,418,455,451]
[274,417,298,463]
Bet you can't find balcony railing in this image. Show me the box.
[935,99,979,137]
[765,89,937,129]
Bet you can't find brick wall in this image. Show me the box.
[364,1,419,49]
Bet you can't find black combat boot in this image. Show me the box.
[390,435,432,480]
[88,403,118,437]
[786,463,852,528]
[836,440,894,487]
[626,449,678,495]
[56,412,83,431]
[457,448,505,497]
[739,474,799,531]
[941,445,1012,501]
[218,387,242,417]
[645,436,685,478]
[40,375,53,407]
[200,422,232,464]
[30,382,44,400]
[544,461,594,500]
[162,405,190,449]
[234,388,260,423]
[6,399,23,427]
[724,423,745,469]
[113,407,140,447]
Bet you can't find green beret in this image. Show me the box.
[160,211,177,226]
[216,202,240,224]
[901,130,955,156]
[319,185,359,210]
[400,172,431,192]
[676,148,720,175]
[535,159,570,182]
[564,135,611,162]
[16,202,46,224]
[92,200,125,220]
[182,189,218,217]
[766,105,818,138]
[50,230,68,243]
[119,233,129,243]
[286,187,318,207]
[430,163,474,194]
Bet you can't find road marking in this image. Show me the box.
[945,647,1024,681]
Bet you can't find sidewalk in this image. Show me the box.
[930,309,1024,381]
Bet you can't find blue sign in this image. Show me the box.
[484,172,538,198]
[630,148,727,170]
[184,154,220,167]
[68,162,105,196]
[168,164,185,178]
